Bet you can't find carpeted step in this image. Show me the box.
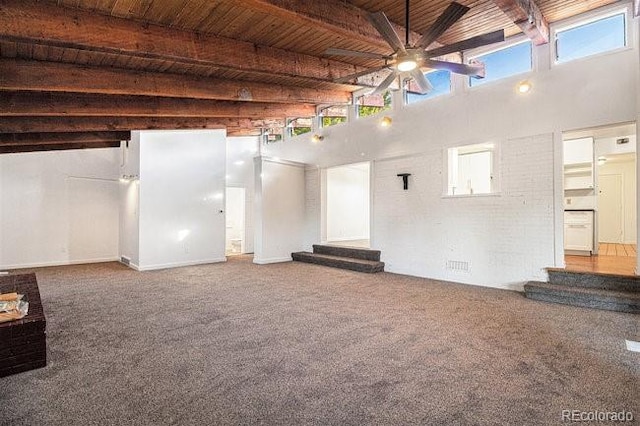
[524,281,640,314]
[292,251,384,273]
[312,244,381,262]
[546,268,640,292]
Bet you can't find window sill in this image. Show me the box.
[442,192,502,199]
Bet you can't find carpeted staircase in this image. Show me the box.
[292,244,384,273]
[525,268,640,314]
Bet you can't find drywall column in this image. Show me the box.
[120,130,227,271]
[253,157,306,264]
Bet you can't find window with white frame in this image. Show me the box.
[356,91,391,118]
[287,117,313,136]
[446,143,497,196]
[554,10,627,63]
[405,70,452,104]
[467,40,532,87]
[319,105,348,127]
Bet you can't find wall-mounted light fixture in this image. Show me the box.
[380,116,392,127]
[119,174,138,183]
[517,80,532,94]
[311,134,324,143]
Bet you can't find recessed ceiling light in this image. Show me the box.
[311,134,324,143]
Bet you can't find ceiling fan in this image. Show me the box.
[326,0,506,95]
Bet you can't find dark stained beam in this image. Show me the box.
[0,92,316,118]
[0,0,362,83]
[0,131,130,146]
[0,59,352,105]
[0,141,121,154]
[493,0,549,45]
[237,0,422,49]
[0,117,278,134]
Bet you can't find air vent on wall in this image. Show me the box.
[616,138,629,145]
[120,256,131,266]
[446,260,470,273]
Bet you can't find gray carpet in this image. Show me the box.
[1,256,638,425]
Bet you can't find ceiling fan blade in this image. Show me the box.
[408,68,433,94]
[334,65,391,84]
[370,72,398,96]
[423,59,485,77]
[415,2,469,49]
[425,29,505,58]
[368,12,407,53]
[325,48,391,60]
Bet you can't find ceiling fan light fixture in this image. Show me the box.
[397,59,418,72]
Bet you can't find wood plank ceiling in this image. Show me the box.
[0,0,620,152]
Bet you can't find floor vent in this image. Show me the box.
[446,260,470,273]
[120,256,131,266]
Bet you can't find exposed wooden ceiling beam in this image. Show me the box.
[493,0,549,45]
[0,92,316,118]
[0,117,280,134]
[0,0,363,83]
[0,131,130,146]
[0,141,121,154]
[0,59,352,105]
[237,0,422,50]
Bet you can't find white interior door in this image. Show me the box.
[598,174,623,243]
[225,187,246,255]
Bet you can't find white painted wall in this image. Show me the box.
[119,135,140,266]
[123,130,227,271]
[263,14,639,288]
[226,136,259,253]
[1,148,121,269]
[326,162,370,242]
[254,158,305,264]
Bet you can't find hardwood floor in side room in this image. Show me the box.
[565,243,637,275]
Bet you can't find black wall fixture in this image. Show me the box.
[397,173,411,190]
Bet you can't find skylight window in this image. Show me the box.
[406,70,451,104]
[319,105,348,128]
[357,91,391,118]
[555,12,626,63]
[287,117,313,137]
[467,40,532,87]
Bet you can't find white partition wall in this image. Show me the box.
[0,148,121,269]
[121,130,227,271]
[254,157,305,264]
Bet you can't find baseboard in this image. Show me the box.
[326,237,369,242]
[1,256,119,270]
[253,256,292,265]
[136,257,227,271]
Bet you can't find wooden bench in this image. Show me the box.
[0,273,47,377]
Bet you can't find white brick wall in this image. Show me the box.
[374,134,554,290]
[303,167,321,252]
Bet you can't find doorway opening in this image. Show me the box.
[562,122,636,275]
[225,187,245,256]
[325,162,370,248]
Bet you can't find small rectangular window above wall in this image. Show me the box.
[356,91,391,118]
[405,70,452,104]
[446,143,498,196]
[467,40,532,87]
[554,10,627,63]
[263,127,284,144]
[319,105,348,128]
[287,117,313,137]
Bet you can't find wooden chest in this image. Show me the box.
[0,273,47,377]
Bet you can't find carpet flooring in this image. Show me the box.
[1,256,638,425]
